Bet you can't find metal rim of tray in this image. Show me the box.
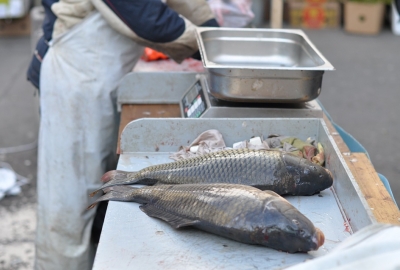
[196,27,335,71]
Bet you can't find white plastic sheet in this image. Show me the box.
[287,223,400,270]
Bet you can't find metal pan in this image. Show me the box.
[196,28,335,103]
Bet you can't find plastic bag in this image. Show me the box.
[0,161,29,200]
[207,0,254,27]
[141,47,169,62]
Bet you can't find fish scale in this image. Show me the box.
[90,149,333,197]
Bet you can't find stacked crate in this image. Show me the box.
[288,0,341,28]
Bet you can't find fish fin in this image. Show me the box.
[87,186,139,209]
[139,204,200,229]
[89,189,102,197]
[103,185,137,193]
[89,171,140,197]
[101,170,137,183]
[153,182,164,186]
[263,190,280,197]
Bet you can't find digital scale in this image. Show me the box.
[117,73,323,119]
[179,74,323,118]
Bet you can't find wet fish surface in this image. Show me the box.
[90,149,333,197]
[88,183,325,253]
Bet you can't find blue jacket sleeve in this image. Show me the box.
[103,0,185,43]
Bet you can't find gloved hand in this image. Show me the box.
[207,0,225,26]
[231,0,253,19]
[207,0,254,27]
[191,50,202,61]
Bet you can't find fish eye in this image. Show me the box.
[299,229,305,236]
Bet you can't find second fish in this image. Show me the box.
[90,149,333,197]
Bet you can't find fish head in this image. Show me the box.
[282,153,333,195]
[278,206,324,253]
[255,196,324,253]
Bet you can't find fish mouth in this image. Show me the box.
[311,228,325,250]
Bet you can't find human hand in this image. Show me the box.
[207,0,227,26]
[230,0,254,20]
[207,0,254,27]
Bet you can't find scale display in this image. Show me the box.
[181,81,208,118]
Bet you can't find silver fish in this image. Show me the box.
[90,149,333,197]
[88,183,325,253]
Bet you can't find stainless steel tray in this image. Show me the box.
[196,28,335,103]
[93,118,375,270]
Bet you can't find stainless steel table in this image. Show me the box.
[92,118,393,269]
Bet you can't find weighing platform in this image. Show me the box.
[117,72,324,119]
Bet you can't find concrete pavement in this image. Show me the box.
[0,36,38,270]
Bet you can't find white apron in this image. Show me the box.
[36,11,143,270]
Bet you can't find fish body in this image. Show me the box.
[89,183,325,253]
[91,149,333,197]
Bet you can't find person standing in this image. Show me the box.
[27,1,219,269]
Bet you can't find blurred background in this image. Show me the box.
[0,0,399,269]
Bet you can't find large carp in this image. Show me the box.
[90,149,333,197]
[88,183,325,253]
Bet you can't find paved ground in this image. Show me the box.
[0,36,38,270]
[0,24,399,270]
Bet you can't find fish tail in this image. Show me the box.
[89,180,129,197]
[87,186,138,210]
[89,170,139,197]
[87,192,119,209]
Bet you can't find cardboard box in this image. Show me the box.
[288,0,341,29]
[0,0,30,19]
[0,12,30,36]
[344,2,385,35]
